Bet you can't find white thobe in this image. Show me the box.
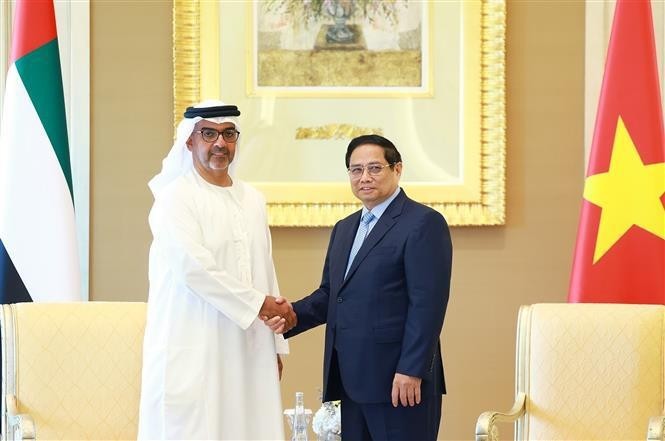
[138,169,287,440]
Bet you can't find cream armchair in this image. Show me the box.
[1,302,146,440]
[476,303,665,441]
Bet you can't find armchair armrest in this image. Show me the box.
[475,392,526,441]
[6,394,36,440]
[648,416,664,441]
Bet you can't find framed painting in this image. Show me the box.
[251,0,430,96]
[173,0,506,226]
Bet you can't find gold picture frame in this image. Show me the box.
[173,0,505,227]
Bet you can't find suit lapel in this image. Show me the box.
[335,211,361,286]
[341,191,406,287]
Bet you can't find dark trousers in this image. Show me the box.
[332,352,442,441]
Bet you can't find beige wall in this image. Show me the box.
[90,0,171,301]
[90,1,585,439]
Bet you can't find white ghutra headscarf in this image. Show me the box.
[148,99,241,197]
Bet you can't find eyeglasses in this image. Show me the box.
[194,128,240,143]
[347,163,397,178]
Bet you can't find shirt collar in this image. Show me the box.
[361,187,402,221]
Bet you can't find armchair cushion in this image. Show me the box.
[1,302,146,440]
[477,303,665,440]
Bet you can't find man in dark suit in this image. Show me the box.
[267,134,452,440]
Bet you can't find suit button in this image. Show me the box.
[337,297,343,303]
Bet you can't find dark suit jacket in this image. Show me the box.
[286,189,452,404]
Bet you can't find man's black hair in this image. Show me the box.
[345,134,402,168]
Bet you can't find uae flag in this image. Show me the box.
[568,0,665,303]
[0,0,80,303]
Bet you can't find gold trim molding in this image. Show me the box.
[172,0,200,131]
[172,1,506,227]
[295,124,384,140]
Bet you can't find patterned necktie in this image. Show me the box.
[345,211,375,278]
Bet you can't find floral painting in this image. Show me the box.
[254,0,427,92]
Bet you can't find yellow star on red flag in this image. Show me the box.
[569,0,665,303]
[583,116,665,264]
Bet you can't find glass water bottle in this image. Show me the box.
[292,391,308,441]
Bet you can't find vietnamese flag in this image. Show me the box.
[0,0,80,303]
[568,0,665,303]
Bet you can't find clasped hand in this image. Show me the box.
[259,296,296,333]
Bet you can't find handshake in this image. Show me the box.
[259,296,297,334]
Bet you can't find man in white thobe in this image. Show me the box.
[138,101,295,440]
